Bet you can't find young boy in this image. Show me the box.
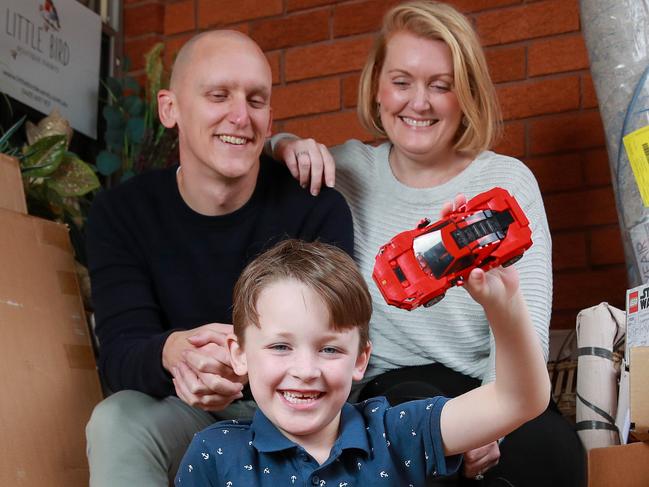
[175,239,550,486]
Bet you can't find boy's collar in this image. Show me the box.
[250,403,371,456]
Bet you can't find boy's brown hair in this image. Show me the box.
[232,239,372,350]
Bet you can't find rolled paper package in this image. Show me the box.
[575,303,626,450]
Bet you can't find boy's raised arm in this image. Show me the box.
[439,266,551,456]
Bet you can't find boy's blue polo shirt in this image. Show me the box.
[176,396,461,486]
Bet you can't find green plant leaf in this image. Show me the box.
[145,43,164,96]
[126,117,145,144]
[105,76,123,100]
[120,169,136,182]
[123,95,144,116]
[121,57,131,73]
[0,114,26,151]
[106,127,125,152]
[48,154,101,197]
[96,150,122,176]
[103,105,124,128]
[123,77,141,94]
[21,134,66,177]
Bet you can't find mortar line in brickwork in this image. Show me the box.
[193,0,199,33]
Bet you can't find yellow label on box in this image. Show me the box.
[623,125,649,207]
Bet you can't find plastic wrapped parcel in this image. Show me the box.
[581,0,649,286]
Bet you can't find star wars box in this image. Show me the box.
[0,155,102,486]
[625,284,649,441]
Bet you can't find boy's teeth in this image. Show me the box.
[282,391,321,403]
[401,117,434,127]
[218,134,247,145]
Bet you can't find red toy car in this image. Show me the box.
[373,187,532,310]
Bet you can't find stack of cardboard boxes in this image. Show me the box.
[0,154,102,486]
[586,283,649,486]
[626,284,649,443]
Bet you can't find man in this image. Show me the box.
[85,30,353,486]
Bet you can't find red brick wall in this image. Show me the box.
[123,0,627,329]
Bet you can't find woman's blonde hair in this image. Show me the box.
[357,0,502,155]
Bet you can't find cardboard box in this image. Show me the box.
[0,206,102,483]
[0,153,27,214]
[588,442,649,486]
[630,348,649,441]
[625,284,649,441]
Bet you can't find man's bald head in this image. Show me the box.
[169,30,270,90]
[157,28,273,195]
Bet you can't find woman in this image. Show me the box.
[269,2,584,486]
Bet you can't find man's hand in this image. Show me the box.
[172,360,244,411]
[274,137,335,196]
[162,323,231,372]
[163,323,246,411]
[462,441,500,479]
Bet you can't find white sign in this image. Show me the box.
[0,0,101,138]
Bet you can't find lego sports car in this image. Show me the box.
[373,187,532,310]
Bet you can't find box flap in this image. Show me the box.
[588,442,649,487]
[0,154,27,214]
[630,347,649,441]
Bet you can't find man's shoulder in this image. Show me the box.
[259,154,348,207]
[92,167,176,208]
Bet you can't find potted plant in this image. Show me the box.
[96,43,178,186]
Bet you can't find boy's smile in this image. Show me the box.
[229,279,371,456]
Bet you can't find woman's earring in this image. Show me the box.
[461,115,469,127]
